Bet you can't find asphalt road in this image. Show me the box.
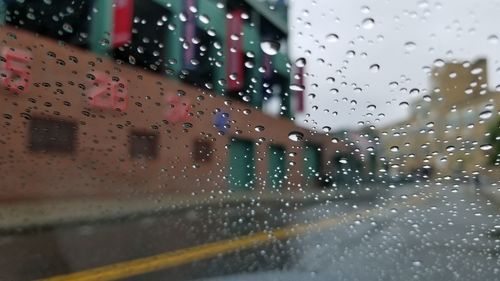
[0,183,499,281]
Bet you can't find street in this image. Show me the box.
[0,183,499,281]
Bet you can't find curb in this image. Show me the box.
[0,189,380,233]
[478,186,500,209]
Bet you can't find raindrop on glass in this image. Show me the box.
[361,18,375,29]
[488,34,499,44]
[479,110,492,120]
[369,64,380,73]
[260,40,280,56]
[326,33,339,42]
[288,131,304,142]
[254,125,265,132]
[480,144,493,151]
[295,58,306,67]
[404,41,416,51]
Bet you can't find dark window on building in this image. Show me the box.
[130,131,159,160]
[113,0,169,73]
[193,138,213,163]
[182,27,216,87]
[5,0,92,48]
[28,117,78,153]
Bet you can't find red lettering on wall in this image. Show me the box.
[165,95,190,123]
[88,72,128,111]
[1,47,32,94]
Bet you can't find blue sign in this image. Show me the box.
[214,112,229,134]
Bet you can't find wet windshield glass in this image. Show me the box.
[0,0,499,280]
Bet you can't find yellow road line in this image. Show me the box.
[38,193,429,281]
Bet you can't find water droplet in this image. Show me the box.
[390,146,399,152]
[295,58,306,67]
[290,84,305,91]
[410,88,420,96]
[260,40,280,56]
[399,101,409,108]
[488,34,498,44]
[288,131,304,142]
[367,104,376,110]
[62,23,73,33]
[479,110,492,120]
[339,158,348,164]
[412,260,422,267]
[254,125,265,132]
[322,126,331,132]
[471,67,483,75]
[480,144,493,151]
[446,146,455,152]
[199,14,210,24]
[433,59,445,67]
[361,18,375,29]
[128,55,136,65]
[404,41,416,51]
[369,64,380,73]
[326,33,339,42]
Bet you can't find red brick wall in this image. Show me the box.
[0,27,347,202]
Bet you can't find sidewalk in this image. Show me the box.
[0,188,379,231]
[478,184,500,208]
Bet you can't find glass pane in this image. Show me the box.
[0,0,499,280]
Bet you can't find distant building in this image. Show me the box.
[379,58,499,181]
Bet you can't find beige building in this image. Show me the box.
[379,58,499,181]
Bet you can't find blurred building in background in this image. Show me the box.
[379,58,500,182]
[2,0,298,118]
[0,0,359,202]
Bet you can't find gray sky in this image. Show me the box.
[289,0,500,131]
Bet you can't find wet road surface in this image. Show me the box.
[0,183,499,281]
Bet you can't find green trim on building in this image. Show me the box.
[89,0,113,55]
[229,138,255,190]
[304,144,321,183]
[0,1,5,25]
[244,0,287,34]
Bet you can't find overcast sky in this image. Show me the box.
[288,0,500,131]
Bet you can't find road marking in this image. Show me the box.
[37,193,430,281]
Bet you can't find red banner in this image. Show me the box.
[112,0,134,48]
[226,10,244,91]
